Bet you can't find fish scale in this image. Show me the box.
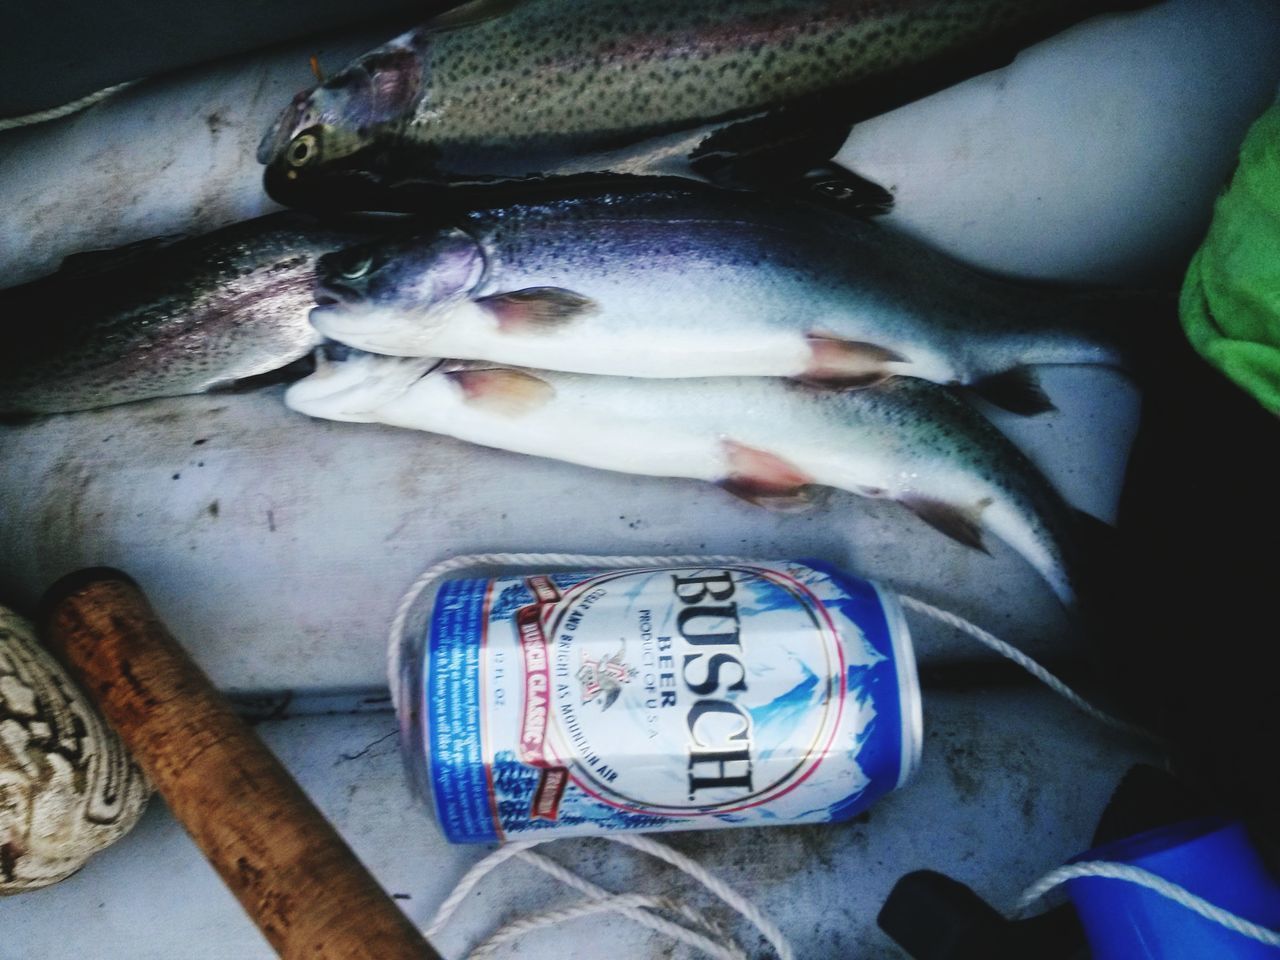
[421,0,1009,144]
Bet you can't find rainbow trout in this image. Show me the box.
[286,349,1088,607]
[310,183,1129,414]
[0,214,376,416]
[259,0,1154,210]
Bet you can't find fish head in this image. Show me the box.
[258,41,427,205]
[311,227,485,356]
[284,342,439,422]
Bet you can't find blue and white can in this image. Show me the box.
[398,560,922,843]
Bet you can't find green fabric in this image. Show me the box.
[1180,102,1280,414]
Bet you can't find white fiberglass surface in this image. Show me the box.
[1,1,1277,956]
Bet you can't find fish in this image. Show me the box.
[0,214,379,416]
[258,0,1155,212]
[309,182,1131,415]
[285,349,1090,608]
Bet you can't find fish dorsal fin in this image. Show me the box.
[478,287,598,333]
[690,108,894,219]
[428,0,527,31]
[446,366,555,416]
[969,366,1056,416]
[900,496,992,553]
[803,333,906,387]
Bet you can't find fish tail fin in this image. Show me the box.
[985,498,1104,617]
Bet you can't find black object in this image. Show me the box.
[1090,765,1209,850]
[877,765,1211,959]
[877,871,1085,960]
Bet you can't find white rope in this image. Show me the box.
[426,841,533,938]
[425,836,763,960]
[469,893,723,960]
[898,593,1160,744]
[391,553,1155,743]
[0,80,139,132]
[1017,860,1280,947]
[611,834,794,960]
[515,847,746,957]
[398,552,1164,959]
[425,839,746,958]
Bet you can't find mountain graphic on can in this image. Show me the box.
[398,560,922,843]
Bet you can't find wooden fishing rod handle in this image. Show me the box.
[41,568,440,960]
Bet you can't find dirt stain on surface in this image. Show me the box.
[36,456,96,559]
[942,739,982,803]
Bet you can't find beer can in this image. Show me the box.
[397,560,922,843]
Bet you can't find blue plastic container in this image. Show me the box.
[1068,817,1280,959]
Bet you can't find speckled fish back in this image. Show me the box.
[417,0,1046,149]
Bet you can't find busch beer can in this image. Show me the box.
[398,561,921,842]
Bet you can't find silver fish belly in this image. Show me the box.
[285,354,1083,607]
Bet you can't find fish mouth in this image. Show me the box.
[308,302,424,357]
[312,279,362,309]
[264,158,387,211]
[262,136,453,213]
[284,348,438,422]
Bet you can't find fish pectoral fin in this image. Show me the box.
[720,441,817,513]
[900,496,991,554]
[720,480,817,514]
[445,366,555,416]
[969,366,1057,416]
[803,334,906,387]
[477,287,598,333]
[428,0,527,31]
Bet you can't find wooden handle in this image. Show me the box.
[41,569,440,960]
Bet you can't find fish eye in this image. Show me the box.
[287,133,319,168]
[339,253,374,279]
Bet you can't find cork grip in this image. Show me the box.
[41,569,440,960]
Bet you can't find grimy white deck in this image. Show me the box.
[2,0,1277,956]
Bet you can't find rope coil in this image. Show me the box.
[393,553,1261,959]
